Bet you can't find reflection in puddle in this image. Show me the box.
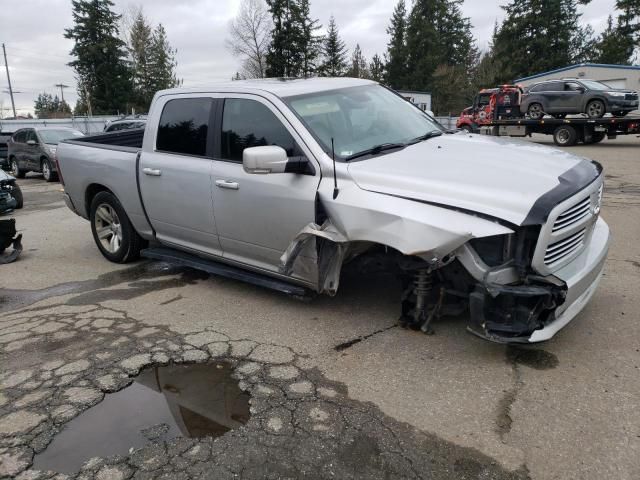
[33,363,250,474]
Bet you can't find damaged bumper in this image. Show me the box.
[469,218,610,343]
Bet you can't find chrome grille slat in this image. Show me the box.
[544,228,586,265]
[552,207,590,232]
[556,198,590,219]
[552,197,591,232]
[546,230,586,254]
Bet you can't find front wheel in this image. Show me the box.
[9,158,25,178]
[90,191,145,263]
[586,100,605,119]
[42,158,57,182]
[553,125,578,146]
[10,184,23,208]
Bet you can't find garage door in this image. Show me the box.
[602,79,626,88]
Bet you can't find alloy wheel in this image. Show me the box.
[10,160,19,177]
[94,203,122,253]
[42,161,50,181]
[587,101,604,118]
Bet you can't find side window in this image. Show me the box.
[565,82,581,91]
[156,98,213,156]
[544,82,564,92]
[529,84,542,93]
[26,130,37,143]
[13,130,26,143]
[221,98,298,162]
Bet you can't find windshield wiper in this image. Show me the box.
[407,130,443,145]
[345,143,406,161]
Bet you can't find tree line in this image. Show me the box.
[45,0,180,117]
[228,0,640,115]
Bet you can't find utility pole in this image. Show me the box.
[2,43,17,118]
[54,83,69,104]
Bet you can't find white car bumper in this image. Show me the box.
[528,217,610,342]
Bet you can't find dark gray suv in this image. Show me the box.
[520,78,639,119]
[7,127,84,182]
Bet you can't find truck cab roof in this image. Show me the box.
[156,77,376,99]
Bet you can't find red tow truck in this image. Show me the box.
[457,85,640,146]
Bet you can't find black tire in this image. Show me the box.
[527,103,544,119]
[553,125,578,146]
[11,184,23,209]
[585,99,605,119]
[90,191,145,263]
[42,158,57,182]
[9,157,25,179]
[590,132,606,144]
[460,125,472,133]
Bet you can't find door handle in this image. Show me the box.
[142,167,162,176]
[215,180,239,190]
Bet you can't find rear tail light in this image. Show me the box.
[55,153,65,186]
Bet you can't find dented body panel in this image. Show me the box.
[57,78,610,344]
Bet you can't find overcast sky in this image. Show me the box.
[0,0,617,116]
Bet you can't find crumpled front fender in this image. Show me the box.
[280,182,514,294]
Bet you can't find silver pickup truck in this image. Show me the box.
[57,78,610,343]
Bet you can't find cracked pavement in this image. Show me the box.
[2,136,640,480]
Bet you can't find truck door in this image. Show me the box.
[210,96,319,277]
[138,95,223,257]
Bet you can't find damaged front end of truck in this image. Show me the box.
[279,183,598,344]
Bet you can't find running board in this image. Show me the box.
[141,247,308,297]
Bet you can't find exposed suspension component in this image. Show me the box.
[399,268,444,334]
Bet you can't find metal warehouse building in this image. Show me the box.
[515,63,640,90]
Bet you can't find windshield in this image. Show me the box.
[38,129,84,144]
[580,80,612,91]
[285,85,442,160]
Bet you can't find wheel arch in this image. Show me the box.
[85,183,115,217]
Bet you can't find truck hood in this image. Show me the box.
[347,133,590,225]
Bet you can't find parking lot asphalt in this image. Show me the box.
[1,134,639,479]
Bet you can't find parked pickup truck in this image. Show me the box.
[57,78,610,344]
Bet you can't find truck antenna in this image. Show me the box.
[331,138,339,199]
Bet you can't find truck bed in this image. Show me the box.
[57,128,153,238]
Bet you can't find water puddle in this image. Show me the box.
[33,362,250,474]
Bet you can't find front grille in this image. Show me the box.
[626,93,638,101]
[545,228,587,266]
[552,197,590,232]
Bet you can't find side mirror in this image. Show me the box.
[577,86,586,93]
[26,140,37,146]
[243,146,289,174]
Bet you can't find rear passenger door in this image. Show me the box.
[210,96,320,276]
[139,95,223,257]
[540,81,566,113]
[24,130,39,170]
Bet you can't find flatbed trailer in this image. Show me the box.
[479,115,640,146]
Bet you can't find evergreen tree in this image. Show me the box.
[34,93,72,118]
[298,0,323,77]
[347,44,369,78]
[64,0,132,114]
[404,0,476,94]
[319,16,348,76]
[385,0,409,89]
[592,1,639,64]
[128,9,154,110]
[148,24,181,98]
[265,0,321,77]
[369,54,385,82]
[492,0,593,82]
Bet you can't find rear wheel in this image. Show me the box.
[590,132,606,144]
[527,103,544,119]
[586,100,605,119]
[9,158,24,178]
[90,191,145,263]
[553,125,578,146]
[42,158,56,182]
